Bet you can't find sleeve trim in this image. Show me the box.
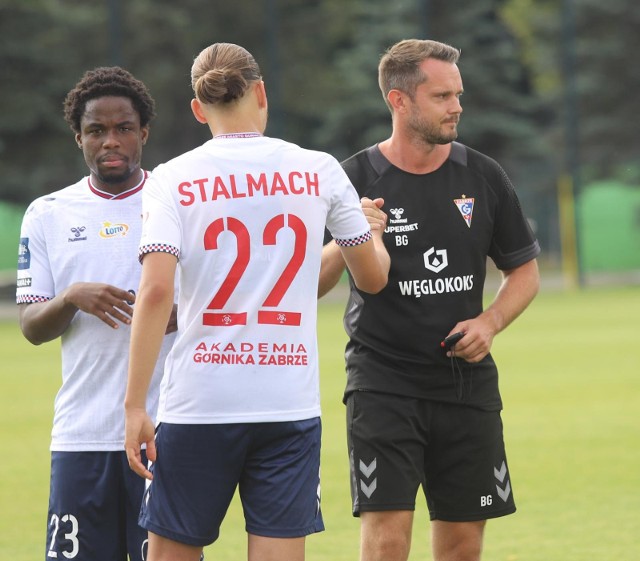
[334,231,372,247]
[16,295,51,304]
[138,243,180,263]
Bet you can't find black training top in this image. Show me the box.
[339,142,540,411]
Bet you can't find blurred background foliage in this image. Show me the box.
[0,0,638,267]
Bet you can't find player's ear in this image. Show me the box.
[190,98,208,124]
[254,80,267,109]
[387,89,407,113]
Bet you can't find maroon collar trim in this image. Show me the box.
[88,171,148,200]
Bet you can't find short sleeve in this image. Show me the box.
[139,168,182,262]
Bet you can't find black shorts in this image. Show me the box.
[346,391,516,522]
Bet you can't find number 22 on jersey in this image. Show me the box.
[202,213,306,327]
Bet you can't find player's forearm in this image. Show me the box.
[125,298,171,410]
[18,292,78,345]
[342,234,389,294]
[318,240,346,298]
[125,259,175,410]
[483,259,540,335]
[372,232,391,288]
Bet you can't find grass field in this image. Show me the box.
[1,285,639,560]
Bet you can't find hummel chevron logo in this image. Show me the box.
[494,461,507,483]
[494,461,511,502]
[359,459,377,478]
[360,478,377,498]
[496,480,511,502]
[359,458,377,498]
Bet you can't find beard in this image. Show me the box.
[407,108,458,145]
[97,166,136,185]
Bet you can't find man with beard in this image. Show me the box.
[319,39,540,561]
[16,67,176,561]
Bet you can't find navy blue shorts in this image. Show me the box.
[140,419,324,546]
[346,391,516,522]
[46,450,149,561]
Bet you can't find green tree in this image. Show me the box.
[505,0,640,185]
[574,0,640,183]
[0,1,109,204]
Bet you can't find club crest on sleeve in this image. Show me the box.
[453,196,474,228]
[18,237,31,269]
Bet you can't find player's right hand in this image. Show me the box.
[124,408,156,480]
[361,197,387,231]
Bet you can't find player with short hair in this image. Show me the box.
[124,42,390,561]
[319,39,540,561]
[16,66,176,561]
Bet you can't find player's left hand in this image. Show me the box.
[446,315,497,363]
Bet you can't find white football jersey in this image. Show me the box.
[140,135,370,424]
[17,174,175,451]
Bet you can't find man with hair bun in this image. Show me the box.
[124,42,390,561]
[17,66,176,561]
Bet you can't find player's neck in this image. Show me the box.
[89,168,145,197]
[379,135,451,175]
[207,109,265,139]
